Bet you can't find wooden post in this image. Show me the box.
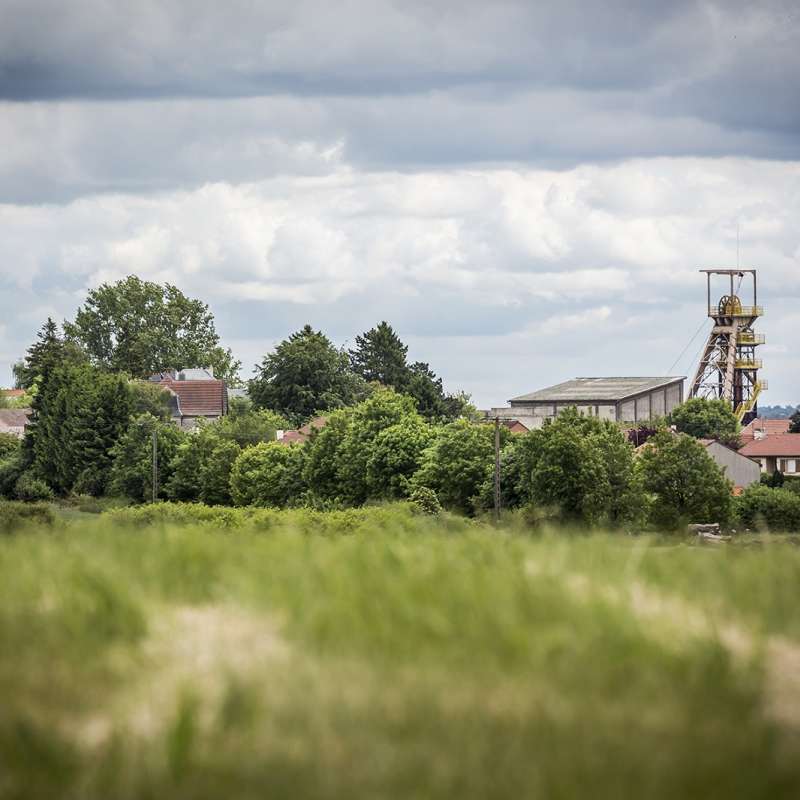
[152,429,158,504]
[494,417,501,524]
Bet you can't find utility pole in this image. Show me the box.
[494,416,501,524]
[152,429,158,504]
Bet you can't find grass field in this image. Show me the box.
[2,503,800,798]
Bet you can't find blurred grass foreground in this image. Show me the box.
[2,501,800,798]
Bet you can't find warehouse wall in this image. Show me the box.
[666,383,682,414]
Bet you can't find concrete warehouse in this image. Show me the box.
[490,376,685,430]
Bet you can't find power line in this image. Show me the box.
[666,318,711,375]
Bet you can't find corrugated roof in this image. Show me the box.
[510,377,684,404]
[739,434,800,458]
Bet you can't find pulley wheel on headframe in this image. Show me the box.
[718,295,742,315]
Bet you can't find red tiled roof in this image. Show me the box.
[739,433,800,458]
[277,416,328,445]
[298,416,328,436]
[1,389,25,397]
[159,379,227,417]
[741,418,791,440]
[279,431,306,444]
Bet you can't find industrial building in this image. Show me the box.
[689,269,765,424]
[490,376,685,430]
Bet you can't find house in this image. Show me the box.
[479,413,530,434]
[276,416,328,445]
[491,376,685,430]
[741,417,791,442]
[0,409,31,439]
[697,439,761,489]
[636,431,761,491]
[148,368,228,429]
[739,434,800,476]
[1,389,26,399]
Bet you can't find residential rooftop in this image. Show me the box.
[510,376,685,404]
[739,433,800,458]
[741,418,791,440]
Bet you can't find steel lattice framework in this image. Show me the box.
[689,270,765,425]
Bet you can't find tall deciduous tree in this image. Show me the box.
[637,430,733,529]
[789,409,800,434]
[412,420,508,515]
[667,398,740,446]
[64,275,240,382]
[249,325,368,426]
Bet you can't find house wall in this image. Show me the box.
[753,455,800,475]
[705,441,761,488]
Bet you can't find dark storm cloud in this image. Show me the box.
[1,0,798,166]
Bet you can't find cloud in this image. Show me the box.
[0,1,798,207]
[1,158,798,404]
[1,2,797,407]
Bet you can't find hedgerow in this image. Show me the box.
[735,485,800,532]
[0,501,57,533]
[104,500,467,535]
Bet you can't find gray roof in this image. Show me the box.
[0,409,31,430]
[510,376,685,404]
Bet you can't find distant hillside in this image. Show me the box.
[758,404,800,419]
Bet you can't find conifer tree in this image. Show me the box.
[349,321,410,388]
[249,325,367,425]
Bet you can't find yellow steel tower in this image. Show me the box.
[689,269,765,425]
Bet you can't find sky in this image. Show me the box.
[1,0,798,407]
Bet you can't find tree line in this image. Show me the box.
[3,273,797,531]
[0,276,470,505]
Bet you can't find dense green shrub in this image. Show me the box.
[200,438,242,505]
[0,500,56,533]
[413,419,507,515]
[667,397,740,446]
[215,406,287,448]
[337,390,424,504]
[104,500,444,536]
[230,442,306,508]
[14,472,55,502]
[409,486,442,515]
[0,453,24,498]
[366,416,435,500]
[637,431,733,529]
[302,409,353,502]
[489,409,642,526]
[0,432,21,460]
[108,414,184,502]
[735,485,800,532]
[782,475,800,495]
